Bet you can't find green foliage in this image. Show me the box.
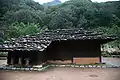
[0,0,120,49]
[46,0,120,29]
[92,24,120,47]
[4,22,40,40]
[3,9,45,24]
[0,52,8,57]
[0,0,44,26]
[46,0,96,29]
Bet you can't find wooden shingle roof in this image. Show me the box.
[0,28,116,51]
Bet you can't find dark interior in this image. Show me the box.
[45,40,101,61]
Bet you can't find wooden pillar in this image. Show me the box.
[10,57,14,65]
[18,57,22,65]
[7,52,11,65]
[99,45,102,63]
[25,58,30,66]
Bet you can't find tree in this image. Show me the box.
[4,22,40,40]
[3,9,46,25]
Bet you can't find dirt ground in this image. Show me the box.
[0,68,120,80]
[0,57,120,80]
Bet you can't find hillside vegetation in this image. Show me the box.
[0,0,120,52]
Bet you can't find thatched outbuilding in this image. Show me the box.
[0,28,116,65]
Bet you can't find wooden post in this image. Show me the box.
[10,57,14,65]
[18,57,22,65]
[99,44,102,63]
[25,58,30,66]
[7,52,11,65]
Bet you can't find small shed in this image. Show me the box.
[0,28,116,65]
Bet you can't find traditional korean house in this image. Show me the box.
[0,28,116,65]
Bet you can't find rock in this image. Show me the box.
[66,65,71,67]
[71,65,75,67]
[85,65,88,68]
[80,65,84,68]
[33,68,38,71]
[97,66,101,68]
[21,68,25,70]
[101,66,106,68]
[30,68,33,70]
[88,65,93,68]
[92,65,96,68]
[56,65,59,67]
[38,68,42,71]
[12,68,16,70]
[75,65,79,68]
